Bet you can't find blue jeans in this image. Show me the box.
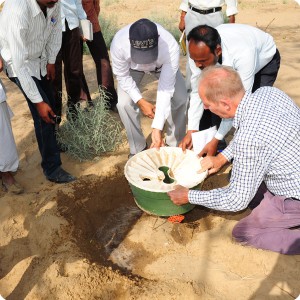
[10,76,61,176]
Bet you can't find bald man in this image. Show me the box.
[169,66,300,255]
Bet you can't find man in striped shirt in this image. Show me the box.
[168,66,300,255]
[0,0,76,183]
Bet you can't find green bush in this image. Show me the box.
[98,15,119,48]
[56,89,123,161]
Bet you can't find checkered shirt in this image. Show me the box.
[189,87,300,211]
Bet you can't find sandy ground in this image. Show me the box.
[1,0,300,299]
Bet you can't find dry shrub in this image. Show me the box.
[56,89,123,161]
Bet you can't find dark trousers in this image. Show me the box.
[54,22,91,117]
[252,48,281,92]
[199,49,281,131]
[84,31,118,108]
[10,76,61,176]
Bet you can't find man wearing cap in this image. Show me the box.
[110,18,188,157]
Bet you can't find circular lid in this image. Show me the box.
[124,147,207,192]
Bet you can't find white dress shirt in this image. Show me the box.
[189,23,277,140]
[180,0,238,17]
[110,23,180,131]
[60,0,87,32]
[0,0,62,103]
[189,87,300,211]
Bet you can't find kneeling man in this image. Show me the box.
[168,66,300,255]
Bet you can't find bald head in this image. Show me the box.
[198,66,245,118]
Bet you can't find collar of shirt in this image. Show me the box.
[232,90,250,130]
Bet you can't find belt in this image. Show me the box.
[188,5,222,15]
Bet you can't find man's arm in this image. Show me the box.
[75,0,88,20]
[225,0,238,23]
[178,0,188,31]
[180,58,203,151]
[7,10,55,123]
[45,5,62,81]
[150,33,180,148]
[170,136,269,212]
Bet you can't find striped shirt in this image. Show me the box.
[0,0,62,103]
[189,87,300,211]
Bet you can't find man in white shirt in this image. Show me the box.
[179,1,238,144]
[0,0,76,183]
[110,19,188,157]
[181,24,280,156]
[0,57,23,194]
[179,0,238,34]
[54,0,92,120]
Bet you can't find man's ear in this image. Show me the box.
[219,98,231,111]
[215,44,222,57]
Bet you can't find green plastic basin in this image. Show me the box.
[129,183,195,216]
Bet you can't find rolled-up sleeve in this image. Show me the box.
[179,0,189,11]
[76,0,87,20]
[225,0,238,16]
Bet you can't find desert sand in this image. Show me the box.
[1,0,300,299]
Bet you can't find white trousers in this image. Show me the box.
[117,70,188,154]
[0,102,18,172]
[185,9,224,90]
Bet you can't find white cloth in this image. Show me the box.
[60,0,87,32]
[179,0,238,17]
[0,96,18,173]
[188,23,277,141]
[0,0,62,103]
[111,23,182,131]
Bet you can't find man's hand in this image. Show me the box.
[35,102,56,124]
[198,153,228,175]
[178,11,186,32]
[198,137,219,157]
[0,57,3,72]
[179,130,198,152]
[137,98,155,119]
[150,128,165,149]
[81,35,88,42]
[46,63,55,81]
[228,15,236,23]
[167,185,189,205]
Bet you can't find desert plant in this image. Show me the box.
[56,89,123,161]
[98,15,119,48]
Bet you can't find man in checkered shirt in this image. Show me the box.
[168,66,300,255]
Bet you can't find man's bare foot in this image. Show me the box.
[1,172,24,194]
